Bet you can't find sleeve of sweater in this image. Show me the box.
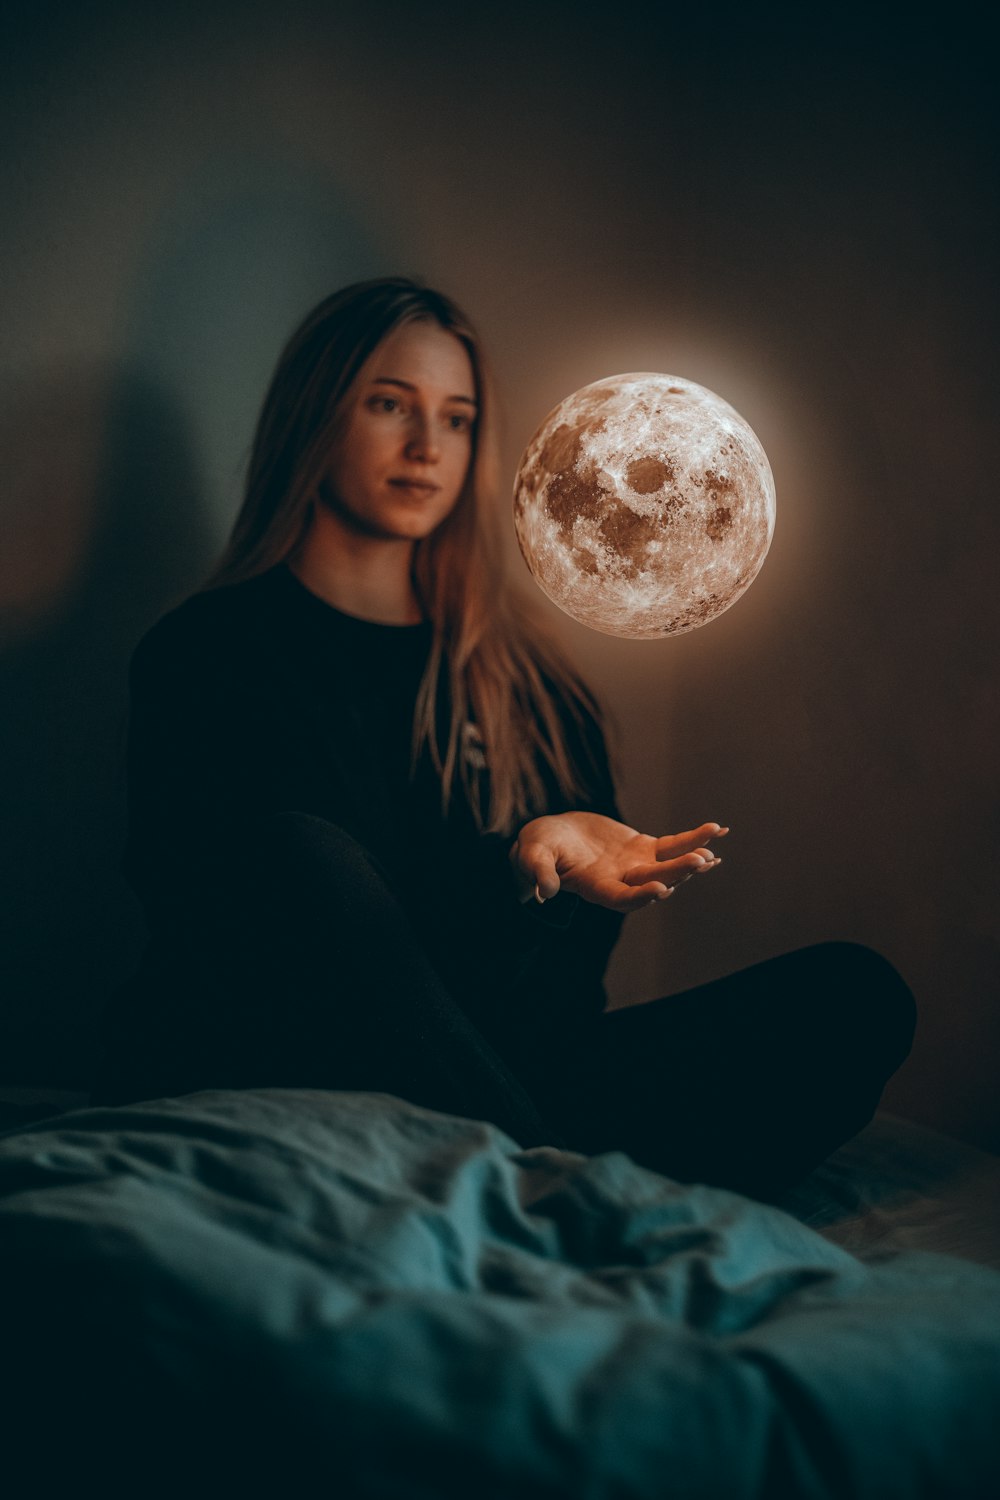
[477,686,627,1003]
[122,596,325,937]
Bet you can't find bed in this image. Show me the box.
[1,1087,998,1497]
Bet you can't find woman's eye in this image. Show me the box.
[368,396,471,431]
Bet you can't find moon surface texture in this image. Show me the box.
[513,374,776,638]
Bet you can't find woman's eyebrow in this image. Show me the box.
[371,376,478,408]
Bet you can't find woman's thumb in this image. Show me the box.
[527,846,561,903]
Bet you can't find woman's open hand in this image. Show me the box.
[509,812,728,914]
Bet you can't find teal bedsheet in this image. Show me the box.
[2,1088,998,1497]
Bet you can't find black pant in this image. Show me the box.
[96,813,916,1201]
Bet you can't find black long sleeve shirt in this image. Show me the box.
[123,563,624,1069]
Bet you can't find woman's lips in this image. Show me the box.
[389,479,441,497]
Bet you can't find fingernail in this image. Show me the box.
[534,885,546,904]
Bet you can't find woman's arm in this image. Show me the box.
[123,604,267,931]
[122,592,352,938]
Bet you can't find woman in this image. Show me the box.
[94,276,915,1200]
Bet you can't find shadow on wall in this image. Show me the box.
[0,157,385,1087]
[0,366,211,1086]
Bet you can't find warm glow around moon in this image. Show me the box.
[513,374,776,638]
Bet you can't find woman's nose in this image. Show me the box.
[404,418,441,461]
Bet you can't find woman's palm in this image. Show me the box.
[512,812,727,913]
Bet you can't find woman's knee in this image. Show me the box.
[252,810,363,859]
[808,941,917,1063]
[238,812,400,921]
[250,811,379,878]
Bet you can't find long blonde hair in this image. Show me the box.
[206,276,617,836]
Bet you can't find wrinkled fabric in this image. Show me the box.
[2,1089,999,1497]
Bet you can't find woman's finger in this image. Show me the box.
[623,851,717,887]
[584,876,673,912]
[654,824,729,857]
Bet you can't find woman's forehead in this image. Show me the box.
[362,321,476,398]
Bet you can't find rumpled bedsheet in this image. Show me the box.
[1,1088,998,1497]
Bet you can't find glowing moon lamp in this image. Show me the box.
[513,373,776,639]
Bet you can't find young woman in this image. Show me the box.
[93,277,916,1200]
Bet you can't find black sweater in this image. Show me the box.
[122,564,625,1069]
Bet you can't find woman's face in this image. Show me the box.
[320,319,478,543]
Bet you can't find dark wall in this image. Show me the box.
[2,3,997,1149]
